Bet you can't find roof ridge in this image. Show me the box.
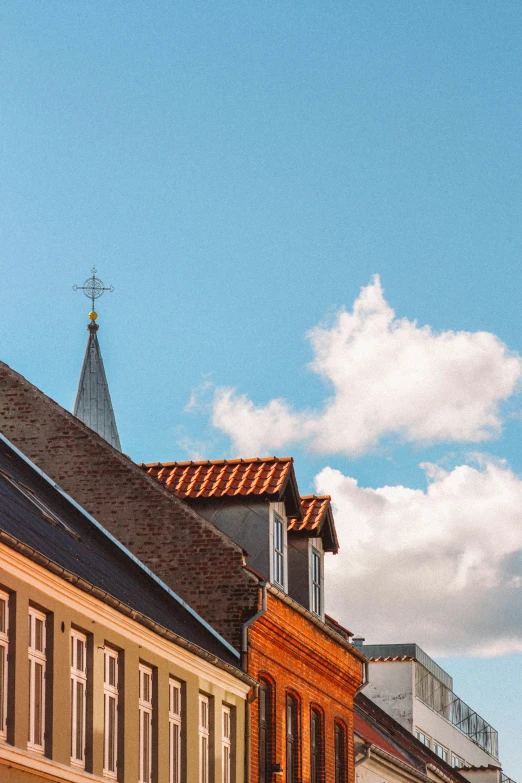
[142,455,294,469]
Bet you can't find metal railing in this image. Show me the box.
[501,773,516,783]
[415,664,498,758]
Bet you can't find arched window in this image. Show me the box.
[259,678,273,783]
[334,721,347,783]
[286,694,299,783]
[310,708,323,783]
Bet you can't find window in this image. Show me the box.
[0,470,79,541]
[0,591,8,741]
[273,512,285,587]
[434,742,448,761]
[311,548,322,616]
[259,680,273,783]
[138,664,153,783]
[286,695,298,783]
[416,729,431,748]
[28,607,46,753]
[199,694,210,783]
[169,679,182,783]
[310,709,322,783]
[70,630,87,767]
[452,754,465,769]
[103,648,119,779]
[222,705,233,783]
[334,722,346,783]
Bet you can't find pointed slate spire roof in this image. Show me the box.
[73,320,122,451]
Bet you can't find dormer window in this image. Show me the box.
[273,512,285,587]
[270,503,288,590]
[311,548,322,616]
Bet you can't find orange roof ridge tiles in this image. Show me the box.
[143,456,293,468]
[369,655,416,662]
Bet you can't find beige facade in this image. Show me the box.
[0,542,249,783]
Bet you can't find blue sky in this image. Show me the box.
[1,1,521,773]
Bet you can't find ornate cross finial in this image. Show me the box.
[73,267,114,321]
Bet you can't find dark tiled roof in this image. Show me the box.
[143,456,303,519]
[0,438,238,668]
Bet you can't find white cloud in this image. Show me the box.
[317,460,522,656]
[211,275,522,456]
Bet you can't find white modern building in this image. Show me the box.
[352,640,501,771]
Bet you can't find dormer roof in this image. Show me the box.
[143,456,303,520]
[288,494,339,553]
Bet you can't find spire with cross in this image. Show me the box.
[72,268,121,451]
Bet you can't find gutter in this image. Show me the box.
[0,529,256,689]
[355,743,372,767]
[355,659,369,694]
[0,432,239,662]
[241,582,267,783]
[355,735,434,782]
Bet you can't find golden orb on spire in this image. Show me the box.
[89,311,98,321]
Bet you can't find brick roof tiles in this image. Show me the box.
[144,456,294,500]
[288,495,330,533]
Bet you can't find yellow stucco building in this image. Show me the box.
[0,433,253,783]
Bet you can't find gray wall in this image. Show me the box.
[287,534,310,609]
[191,498,271,581]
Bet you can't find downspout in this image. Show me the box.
[355,743,372,767]
[355,659,369,694]
[241,581,267,783]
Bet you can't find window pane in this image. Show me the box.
[0,599,6,634]
[35,618,43,653]
[142,711,150,782]
[0,646,5,733]
[34,662,43,746]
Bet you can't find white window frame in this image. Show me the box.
[452,754,465,769]
[28,607,46,753]
[0,591,9,740]
[310,544,323,618]
[222,704,233,783]
[199,693,210,783]
[70,629,88,767]
[169,679,182,783]
[270,503,288,591]
[433,741,448,761]
[103,647,119,779]
[415,729,431,748]
[138,664,153,783]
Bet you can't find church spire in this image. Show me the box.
[72,268,121,451]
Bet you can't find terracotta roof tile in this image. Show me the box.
[288,495,330,533]
[143,457,294,502]
[369,655,416,662]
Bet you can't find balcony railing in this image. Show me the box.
[415,664,498,758]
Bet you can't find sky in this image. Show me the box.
[1,0,521,773]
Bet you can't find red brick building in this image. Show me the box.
[0,360,366,782]
[145,458,366,783]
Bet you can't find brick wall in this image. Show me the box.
[248,591,364,783]
[0,361,259,648]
